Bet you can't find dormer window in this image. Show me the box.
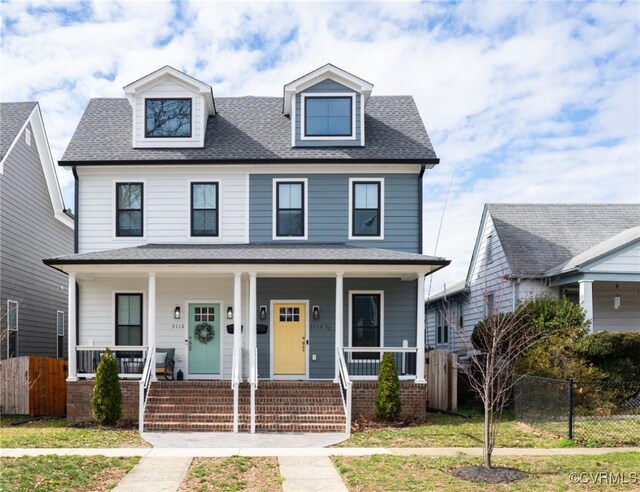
[145,98,192,138]
[124,66,215,148]
[304,96,352,137]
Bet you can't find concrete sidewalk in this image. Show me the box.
[112,456,192,492]
[2,446,638,457]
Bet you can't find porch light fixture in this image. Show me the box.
[614,284,621,310]
[227,306,233,319]
[174,306,181,319]
[259,305,267,320]
[312,305,320,320]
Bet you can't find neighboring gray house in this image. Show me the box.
[44,64,449,431]
[0,102,74,359]
[426,204,640,353]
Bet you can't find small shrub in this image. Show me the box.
[92,348,122,425]
[376,352,402,421]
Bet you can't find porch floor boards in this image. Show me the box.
[143,381,346,433]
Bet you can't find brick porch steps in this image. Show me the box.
[143,380,346,432]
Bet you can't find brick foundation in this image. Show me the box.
[67,380,139,425]
[351,381,427,421]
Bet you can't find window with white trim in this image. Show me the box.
[116,183,143,237]
[145,98,192,138]
[351,293,381,360]
[304,96,352,137]
[349,179,383,239]
[274,180,306,238]
[115,294,143,346]
[191,182,219,236]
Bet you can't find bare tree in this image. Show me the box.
[449,286,545,469]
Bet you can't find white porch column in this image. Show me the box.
[416,274,426,384]
[67,273,77,381]
[233,273,243,379]
[334,273,344,383]
[148,273,157,380]
[249,273,257,373]
[579,280,594,333]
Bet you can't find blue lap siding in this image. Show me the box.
[249,173,420,253]
[256,277,418,379]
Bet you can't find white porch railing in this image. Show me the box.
[249,347,258,434]
[138,346,155,434]
[342,346,418,380]
[75,346,148,379]
[231,346,240,433]
[336,347,352,435]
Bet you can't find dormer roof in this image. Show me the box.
[282,63,374,115]
[123,65,215,114]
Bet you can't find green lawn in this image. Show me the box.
[179,456,283,492]
[334,452,640,491]
[0,455,139,492]
[0,416,149,448]
[339,408,638,448]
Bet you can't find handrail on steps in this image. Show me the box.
[336,347,352,435]
[231,346,240,433]
[138,346,156,434]
[249,347,258,433]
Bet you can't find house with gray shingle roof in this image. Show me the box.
[44,64,449,432]
[426,203,640,353]
[1,102,74,361]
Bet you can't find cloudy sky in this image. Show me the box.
[1,0,639,291]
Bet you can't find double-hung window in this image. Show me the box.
[145,98,192,138]
[6,300,18,357]
[115,294,143,346]
[116,183,143,237]
[275,180,306,238]
[56,311,64,358]
[191,182,219,236]
[351,180,382,238]
[351,293,382,360]
[304,96,352,137]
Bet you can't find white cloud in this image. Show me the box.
[1,0,637,272]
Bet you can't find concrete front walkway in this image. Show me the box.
[112,456,192,492]
[279,456,348,492]
[142,431,349,448]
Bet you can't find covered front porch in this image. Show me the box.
[46,243,448,432]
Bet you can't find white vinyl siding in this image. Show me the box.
[585,242,640,274]
[592,282,640,333]
[77,167,248,252]
[77,276,241,378]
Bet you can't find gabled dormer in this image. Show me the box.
[283,64,373,147]
[123,66,215,149]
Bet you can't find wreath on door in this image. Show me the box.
[194,322,215,344]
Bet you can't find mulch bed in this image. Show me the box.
[451,465,528,483]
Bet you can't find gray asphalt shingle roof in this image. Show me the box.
[1,102,37,160]
[487,203,640,277]
[45,243,449,266]
[61,96,437,163]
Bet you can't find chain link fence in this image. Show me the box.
[514,375,640,446]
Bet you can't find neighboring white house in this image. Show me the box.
[426,203,640,353]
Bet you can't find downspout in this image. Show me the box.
[72,166,79,254]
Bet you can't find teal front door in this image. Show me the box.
[188,303,221,375]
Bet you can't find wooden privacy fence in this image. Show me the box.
[426,349,458,411]
[0,356,67,416]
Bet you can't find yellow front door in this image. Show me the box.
[273,303,306,375]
